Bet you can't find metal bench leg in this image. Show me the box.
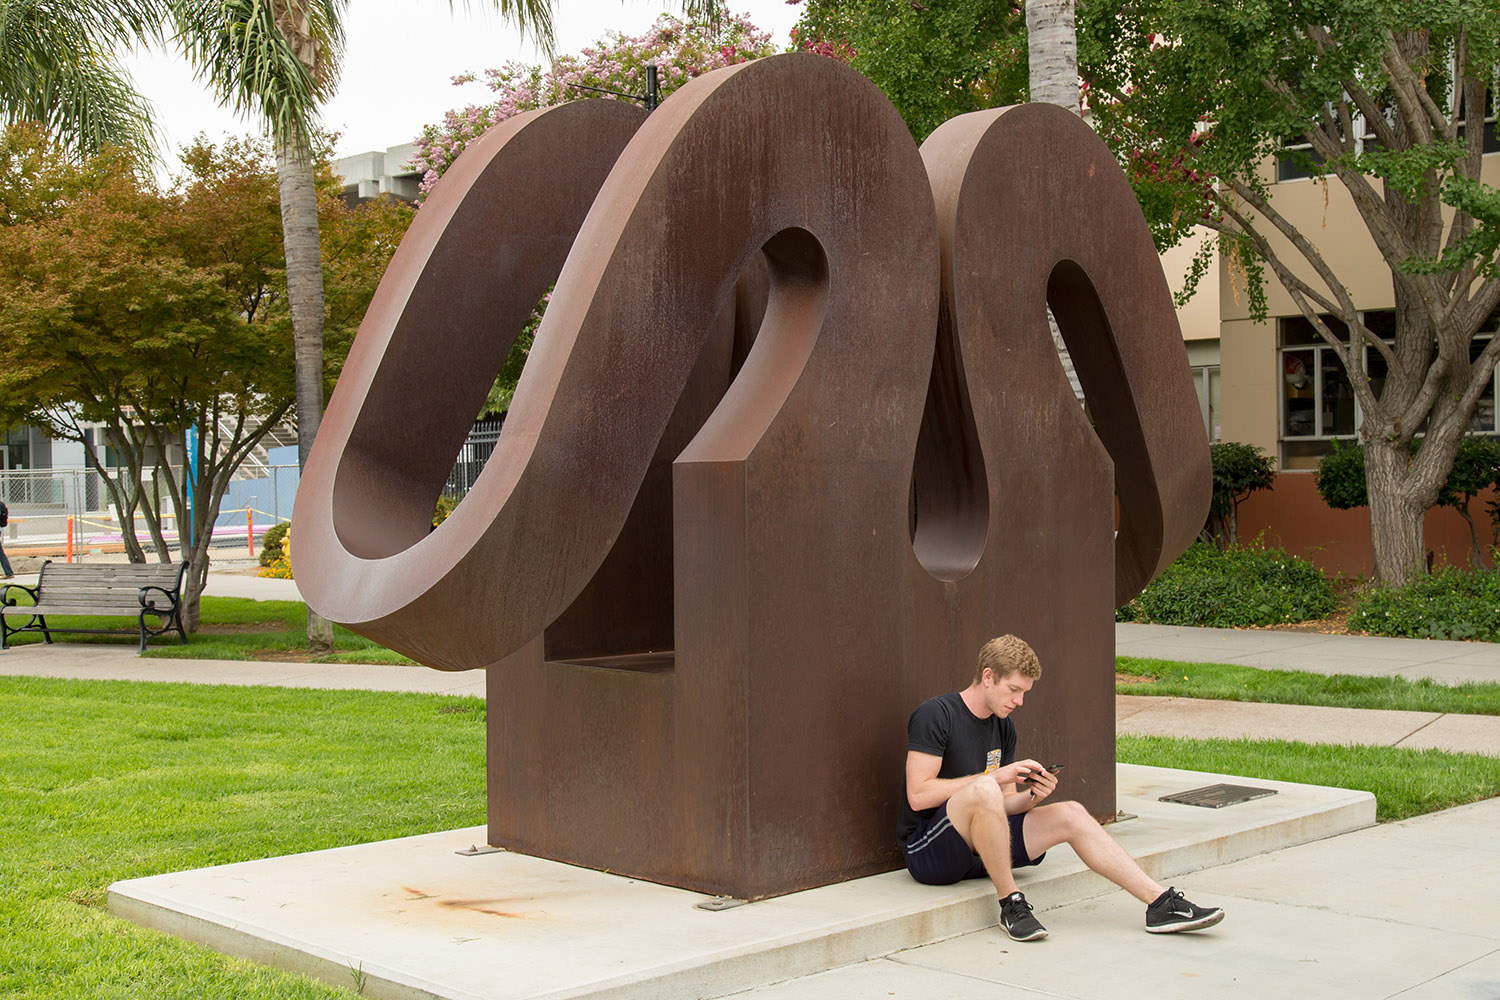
[37,615,52,644]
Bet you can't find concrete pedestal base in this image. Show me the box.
[108,764,1374,1000]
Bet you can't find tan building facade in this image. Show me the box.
[1169,151,1500,575]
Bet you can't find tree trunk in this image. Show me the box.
[1365,439,1429,585]
[276,140,325,469]
[1026,0,1078,110]
[1026,0,1084,404]
[1455,502,1485,568]
[275,136,334,654]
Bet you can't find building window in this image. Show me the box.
[1275,135,1325,182]
[1276,88,1498,184]
[1279,310,1498,468]
[1279,313,1362,470]
[2,426,29,470]
[1457,89,1500,155]
[1191,365,1221,441]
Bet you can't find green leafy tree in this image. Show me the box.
[0,127,408,627]
[1438,435,1500,565]
[789,0,1028,141]
[1204,442,1276,550]
[1312,438,1369,512]
[1078,1,1500,586]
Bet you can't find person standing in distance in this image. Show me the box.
[898,634,1225,940]
[0,499,12,579]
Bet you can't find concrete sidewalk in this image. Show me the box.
[9,566,1500,997]
[12,563,1500,684]
[1116,694,1500,755]
[739,796,1500,1000]
[4,567,1500,755]
[6,640,1496,756]
[1117,621,1500,686]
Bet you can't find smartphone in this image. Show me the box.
[1020,764,1064,785]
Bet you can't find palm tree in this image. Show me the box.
[179,0,554,651]
[6,0,692,650]
[0,0,160,157]
[1025,0,1083,402]
[1025,0,1077,112]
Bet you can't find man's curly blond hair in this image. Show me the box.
[974,635,1042,684]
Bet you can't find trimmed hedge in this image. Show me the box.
[1350,565,1500,641]
[1118,543,1335,627]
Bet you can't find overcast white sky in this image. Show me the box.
[124,0,804,173]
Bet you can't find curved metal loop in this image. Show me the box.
[294,55,942,669]
[919,104,1209,609]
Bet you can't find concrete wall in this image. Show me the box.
[1162,227,1220,341]
[333,142,422,203]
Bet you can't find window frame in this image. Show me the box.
[1277,311,1500,465]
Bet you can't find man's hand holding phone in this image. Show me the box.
[996,759,1045,789]
[1016,763,1063,804]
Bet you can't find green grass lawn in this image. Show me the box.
[1118,734,1500,821]
[0,676,484,999]
[1,595,415,664]
[1118,656,1500,715]
[2,673,1496,999]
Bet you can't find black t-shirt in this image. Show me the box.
[896,691,1016,846]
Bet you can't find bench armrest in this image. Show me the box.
[2,582,38,607]
[138,584,181,612]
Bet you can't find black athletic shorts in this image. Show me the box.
[902,801,1046,885]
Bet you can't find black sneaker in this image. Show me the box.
[1145,887,1225,933]
[999,891,1048,941]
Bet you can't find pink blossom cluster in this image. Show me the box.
[787,25,854,63]
[1089,91,1219,225]
[412,10,777,200]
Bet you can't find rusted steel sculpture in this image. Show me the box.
[293,53,1209,900]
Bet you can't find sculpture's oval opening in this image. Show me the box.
[329,280,551,563]
[908,298,989,582]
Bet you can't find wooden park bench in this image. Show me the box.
[1,561,189,652]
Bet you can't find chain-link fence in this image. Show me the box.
[2,412,508,568]
[0,465,299,565]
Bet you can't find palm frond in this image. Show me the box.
[171,0,339,149]
[0,0,163,158]
[674,0,722,33]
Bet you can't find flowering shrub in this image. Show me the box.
[258,521,290,568]
[788,25,853,63]
[259,552,294,580]
[412,11,777,201]
[1117,542,1334,627]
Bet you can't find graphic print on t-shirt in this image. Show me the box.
[985,748,1004,773]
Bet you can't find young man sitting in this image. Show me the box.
[898,634,1225,941]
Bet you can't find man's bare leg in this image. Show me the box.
[945,779,1049,940]
[942,778,1018,895]
[1021,800,1163,902]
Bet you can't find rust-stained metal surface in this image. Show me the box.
[293,54,1208,900]
[912,104,1210,826]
